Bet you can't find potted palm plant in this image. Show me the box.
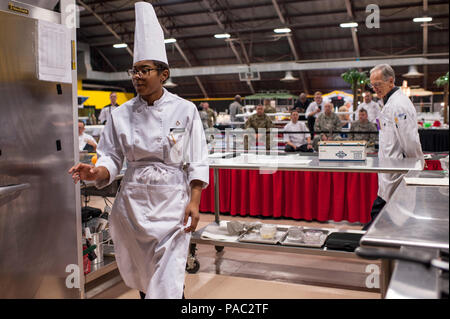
[341,69,369,119]
[434,72,449,124]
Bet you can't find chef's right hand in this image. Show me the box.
[68,163,107,184]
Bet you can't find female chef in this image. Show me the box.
[68,2,209,298]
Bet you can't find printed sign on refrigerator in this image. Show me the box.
[36,19,72,83]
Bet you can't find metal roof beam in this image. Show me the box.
[423,0,429,89]
[77,0,133,57]
[84,13,449,42]
[155,6,209,98]
[271,0,309,93]
[201,0,255,94]
[344,0,361,58]
[83,55,449,81]
[80,0,448,17]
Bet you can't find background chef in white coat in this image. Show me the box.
[354,91,381,123]
[69,2,209,299]
[362,64,424,230]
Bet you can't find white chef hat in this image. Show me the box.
[133,2,168,65]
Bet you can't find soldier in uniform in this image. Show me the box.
[350,108,378,146]
[203,102,217,128]
[263,99,277,113]
[312,102,342,150]
[244,104,273,150]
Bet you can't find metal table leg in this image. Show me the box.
[380,258,394,299]
[214,167,220,225]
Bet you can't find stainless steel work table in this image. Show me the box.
[359,170,449,298]
[205,153,423,224]
[188,153,423,290]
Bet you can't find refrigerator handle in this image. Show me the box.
[0,183,31,199]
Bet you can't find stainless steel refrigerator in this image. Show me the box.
[0,0,83,298]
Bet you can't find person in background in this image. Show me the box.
[203,102,217,128]
[244,104,273,150]
[68,2,209,299]
[283,110,313,152]
[229,95,243,126]
[292,93,309,120]
[355,91,381,123]
[78,120,97,152]
[349,108,378,145]
[98,92,120,125]
[197,103,209,130]
[312,102,342,150]
[362,63,424,230]
[263,99,276,113]
[338,104,351,138]
[305,91,326,137]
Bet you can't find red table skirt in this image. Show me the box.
[199,160,442,223]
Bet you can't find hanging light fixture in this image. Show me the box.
[402,65,424,78]
[163,78,178,88]
[280,71,298,82]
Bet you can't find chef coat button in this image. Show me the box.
[157,137,162,142]
[135,139,140,144]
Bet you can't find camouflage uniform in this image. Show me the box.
[312,112,342,150]
[244,114,273,150]
[350,120,378,145]
[264,105,277,114]
[205,108,217,127]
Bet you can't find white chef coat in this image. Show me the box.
[98,104,118,124]
[305,101,326,118]
[377,88,424,201]
[78,132,97,151]
[95,88,209,298]
[355,101,381,123]
[283,121,310,147]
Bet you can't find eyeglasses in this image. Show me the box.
[127,67,160,77]
[368,81,385,89]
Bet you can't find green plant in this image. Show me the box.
[434,72,449,124]
[341,69,368,117]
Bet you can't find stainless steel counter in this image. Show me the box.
[360,173,449,251]
[208,153,423,173]
[386,247,440,299]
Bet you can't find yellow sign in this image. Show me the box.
[8,2,29,15]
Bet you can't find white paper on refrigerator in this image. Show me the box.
[36,20,72,83]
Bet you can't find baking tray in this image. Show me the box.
[238,226,288,245]
[280,228,330,248]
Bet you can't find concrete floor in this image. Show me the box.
[86,196,381,299]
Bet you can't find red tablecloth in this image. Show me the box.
[200,160,442,223]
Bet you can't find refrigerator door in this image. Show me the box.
[0,6,82,298]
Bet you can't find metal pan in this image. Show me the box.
[280,228,330,248]
[238,227,288,245]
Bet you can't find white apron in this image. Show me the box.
[109,161,191,299]
[95,89,209,299]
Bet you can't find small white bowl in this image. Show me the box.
[260,224,277,239]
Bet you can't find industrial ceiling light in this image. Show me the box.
[402,65,424,78]
[113,43,128,48]
[164,38,177,44]
[280,71,298,82]
[274,28,291,34]
[163,78,178,88]
[413,17,433,23]
[214,33,231,39]
[340,22,358,28]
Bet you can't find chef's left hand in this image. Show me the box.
[183,201,200,233]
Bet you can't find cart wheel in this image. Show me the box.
[186,258,200,274]
[215,245,224,253]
